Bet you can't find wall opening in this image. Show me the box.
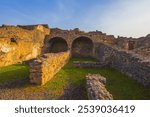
[128,41,135,50]
[72,36,93,57]
[10,38,17,44]
[49,37,68,53]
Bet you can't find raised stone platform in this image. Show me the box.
[86,74,113,100]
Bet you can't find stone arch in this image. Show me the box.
[71,36,94,57]
[49,37,68,53]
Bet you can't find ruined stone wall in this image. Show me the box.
[17,24,50,35]
[0,25,50,67]
[0,38,41,67]
[95,42,150,87]
[1,24,150,87]
[134,34,150,48]
[133,47,150,59]
[49,37,68,53]
[111,51,150,87]
[115,37,138,50]
[29,51,70,85]
[94,43,114,64]
[71,37,94,57]
[43,28,117,55]
[86,74,113,100]
[116,34,150,51]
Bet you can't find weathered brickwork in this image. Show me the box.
[0,25,50,67]
[43,28,116,57]
[29,51,70,85]
[86,74,113,100]
[95,42,150,87]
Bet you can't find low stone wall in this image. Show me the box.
[29,51,70,85]
[73,61,105,68]
[86,74,113,100]
[111,51,150,87]
[95,42,150,87]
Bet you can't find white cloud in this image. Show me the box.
[82,0,150,38]
[1,0,150,38]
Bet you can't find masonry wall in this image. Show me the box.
[18,24,50,35]
[111,51,150,87]
[0,38,41,67]
[43,28,116,54]
[94,43,114,65]
[86,74,113,100]
[71,37,94,57]
[0,26,50,67]
[95,42,150,87]
[29,51,70,85]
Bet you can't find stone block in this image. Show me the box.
[86,74,113,100]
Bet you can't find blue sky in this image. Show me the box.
[0,0,150,38]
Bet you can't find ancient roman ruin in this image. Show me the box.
[0,24,150,99]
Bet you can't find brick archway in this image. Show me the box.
[71,36,94,57]
[49,37,68,53]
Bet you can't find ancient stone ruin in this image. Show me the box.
[0,24,150,89]
[86,74,113,100]
[29,51,70,85]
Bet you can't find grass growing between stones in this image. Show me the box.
[0,57,149,100]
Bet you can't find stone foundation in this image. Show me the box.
[73,61,105,68]
[29,51,70,85]
[86,74,113,100]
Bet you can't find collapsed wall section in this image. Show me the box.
[29,51,70,85]
[95,43,150,87]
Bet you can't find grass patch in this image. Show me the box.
[92,68,150,100]
[0,58,149,100]
[0,64,29,84]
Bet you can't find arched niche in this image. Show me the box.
[71,36,94,57]
[49,37,68,53]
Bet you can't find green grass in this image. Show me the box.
[94,68,150,100]
[0,64,29,84]
[0,57,149,100]
[61,58,150,100]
